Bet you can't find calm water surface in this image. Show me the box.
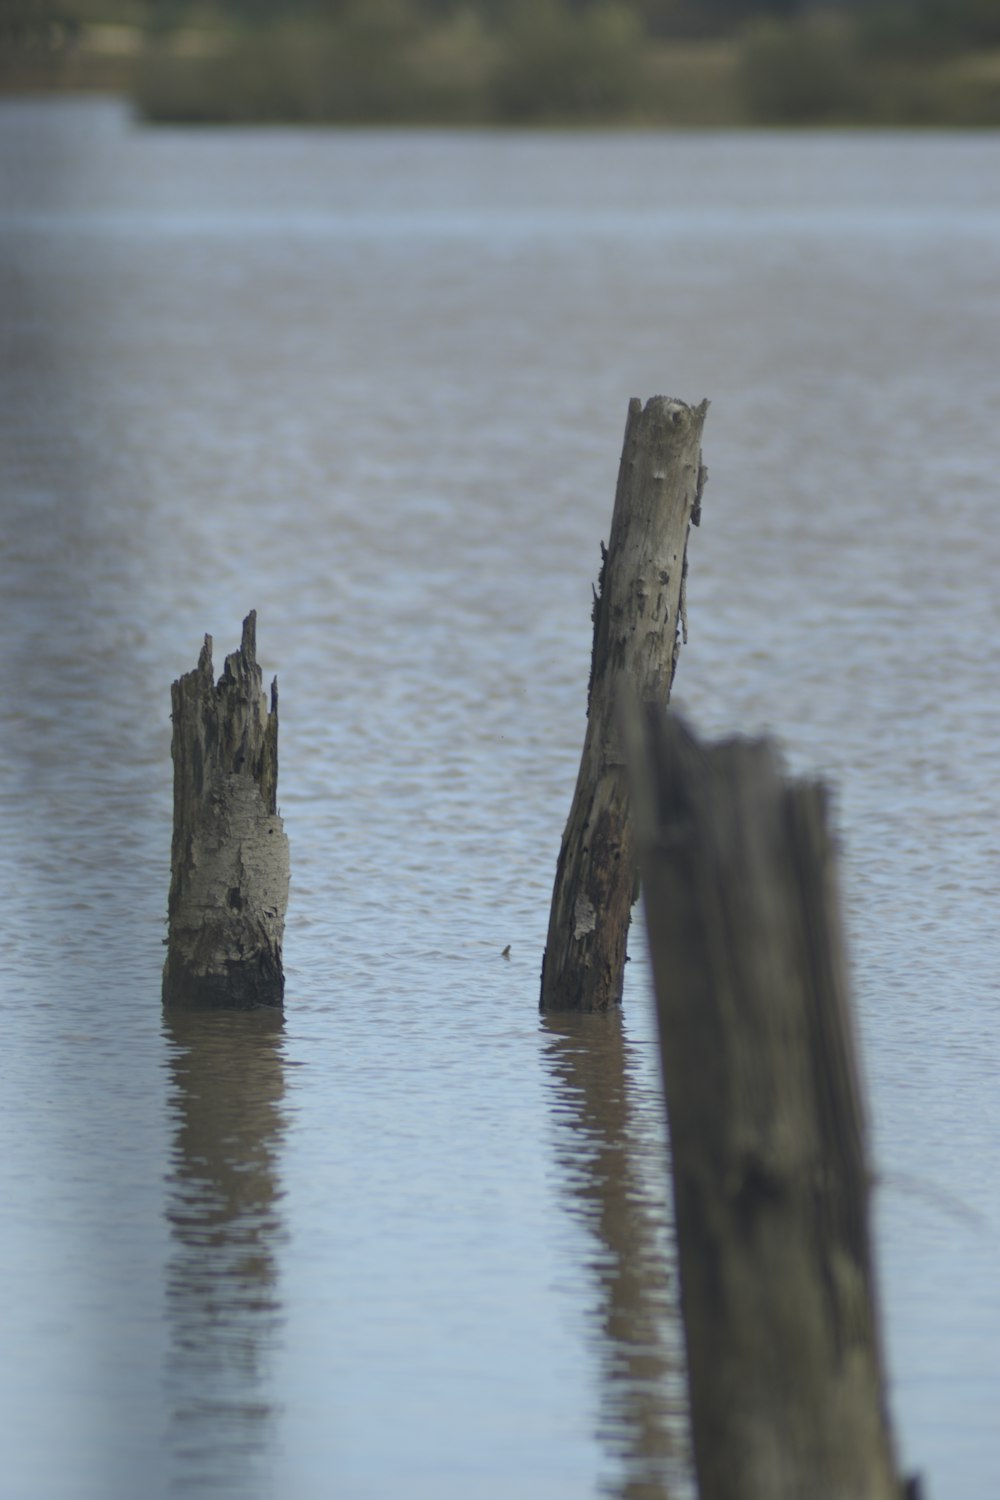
[1,99,999,1498]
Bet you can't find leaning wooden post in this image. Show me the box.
[539,395,707,1012]
[163,611,289,1009]
[633,710,906,1500]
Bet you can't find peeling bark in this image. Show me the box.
[163,612,289,1009]
[540,395,708,1012]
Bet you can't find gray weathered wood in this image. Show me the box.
[635,710,904,1500]
[539,395,707,1012]
[163,611,289,1009]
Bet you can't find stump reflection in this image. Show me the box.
[542,1010,693,1500]
[162,1008,287,1494]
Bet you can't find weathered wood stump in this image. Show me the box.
[539,395,707,1012]
[163,611,289,1009]
[634,710,905,1500]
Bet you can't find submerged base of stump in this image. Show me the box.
[163,612,289,1010]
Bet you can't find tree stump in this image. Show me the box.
[634,710,905,1500]
[163,611,289,1009]
[540,395,707,1012]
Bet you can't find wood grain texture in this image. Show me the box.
[540,395,707,1012]
[163,612,289,1008]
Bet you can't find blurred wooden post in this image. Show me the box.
[163,611,289,1009]
[633,710,905,1500]
[539,395,707,1012]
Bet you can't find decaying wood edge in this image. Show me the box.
[163,611,289,1009]
[540,395,708,1012]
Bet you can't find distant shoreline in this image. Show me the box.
[4,21,1000,129]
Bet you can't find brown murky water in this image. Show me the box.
[2,98,998,1498]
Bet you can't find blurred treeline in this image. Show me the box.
[4,0,1000,124]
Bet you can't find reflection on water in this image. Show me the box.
[162,1009,287,1496]
[3,98,999,1498]
[542,1012,692,1500]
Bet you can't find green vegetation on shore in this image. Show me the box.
[4,0,1000,125]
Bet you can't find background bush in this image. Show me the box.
[738,14,867,124]
[490,0,647,122]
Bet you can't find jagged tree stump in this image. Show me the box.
[540,395,707,1012]
[163,611,289,1009]
[634,710,906,1500]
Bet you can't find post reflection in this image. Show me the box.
[161,1008,287,1495]
[541,1011,693,1500]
